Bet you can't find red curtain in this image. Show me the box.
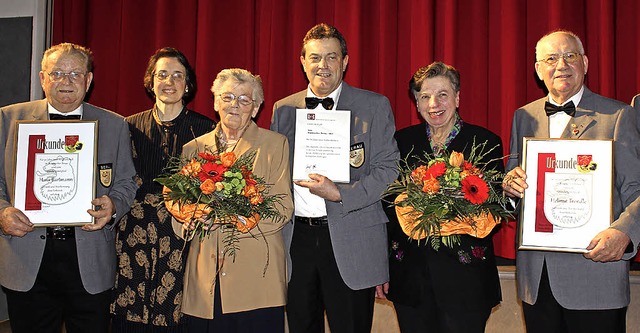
[52,0,640,260]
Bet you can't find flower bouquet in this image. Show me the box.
[385,141,513,250]
[155,150,286,259]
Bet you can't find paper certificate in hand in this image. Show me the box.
[293,109,351,183]
[518,138,613,253]
[13,121,98,226]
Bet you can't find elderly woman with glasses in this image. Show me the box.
[378,62,504,333]
[111,47,214,332]
[173,68,293,333]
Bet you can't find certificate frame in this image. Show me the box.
[518,138,613,253]
[13,120,98,226]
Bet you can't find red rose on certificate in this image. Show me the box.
[65,135,79,147]
[577,155,592,167]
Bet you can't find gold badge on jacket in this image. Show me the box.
[350,142,365,168]
[99,163,113,187]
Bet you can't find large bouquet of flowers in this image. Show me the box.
[155,150,286,259]
[385,141,513,250]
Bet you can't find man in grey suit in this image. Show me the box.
[0,43,137,332]
[271,23,399,332]
[503,31,640,332]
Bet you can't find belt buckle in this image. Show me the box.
[47,226,73,240]
[296,216,327,226]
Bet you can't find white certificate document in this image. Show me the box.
[293,108,351,183]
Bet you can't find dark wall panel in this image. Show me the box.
[0,16,33,107]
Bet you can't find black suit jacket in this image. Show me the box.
[385,122,503,311]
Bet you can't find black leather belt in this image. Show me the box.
[46,226,75,240]
[295,216,329,226]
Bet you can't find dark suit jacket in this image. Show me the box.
[271,82,400,290]
[0,99,137,294]
[385,122,503,311]
[506,87,640,309]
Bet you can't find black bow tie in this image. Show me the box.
[49,113,81,120]
[305,97,335,110]
[544,101,576,117]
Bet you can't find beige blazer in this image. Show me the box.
[173,121,293,318]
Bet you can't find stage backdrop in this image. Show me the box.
[52,0,640,259]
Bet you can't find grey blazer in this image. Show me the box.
[0,99,137,294]
[506,87,640,309]
[271,82,400,290]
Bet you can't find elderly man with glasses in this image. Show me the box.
[503,30,640,333]
[0,42,137,333]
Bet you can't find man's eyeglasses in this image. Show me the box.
[218,93,254,106]
[47,71,86,82]
[154,71,186,82]
[536,52,583,66]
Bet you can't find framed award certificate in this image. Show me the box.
[13,120,98,226]
[518,138,613,253]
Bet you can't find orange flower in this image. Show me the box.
[243,184,258,198]
[422,176,440,194]
[233,213,260,233]
[200,179,216,195]
[449,151,464,168]
[249,194,264,205]
[219,152,237,168]
[411,165,428,184]
[180,158,202,176]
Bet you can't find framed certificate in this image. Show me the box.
[13,120,98,226]
[518,138,613,253]
[293,108,351,183]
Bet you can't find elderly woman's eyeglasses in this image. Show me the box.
[154,71,186,82]
[536,52,583,66]
[218,93,254,106]
[47,71,86,82]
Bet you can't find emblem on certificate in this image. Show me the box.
[293,108,351,183]
[518,138,613,253]
[13,120,98,226]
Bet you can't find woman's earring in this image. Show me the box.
[185,87,189,93]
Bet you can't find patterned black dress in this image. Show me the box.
[111,107,214,332]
